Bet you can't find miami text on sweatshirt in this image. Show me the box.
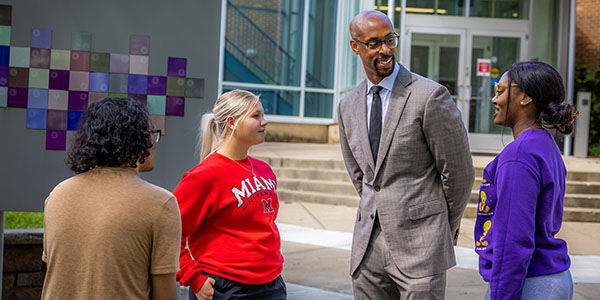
[174,152,283,293]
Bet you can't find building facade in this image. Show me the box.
[576,0,600,69]
[0,0,582,210]
[218,0,573,150]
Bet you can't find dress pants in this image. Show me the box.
[188,274,286,300]
[352,220,446,300]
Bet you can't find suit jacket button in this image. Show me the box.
[374,186,381,192]
[370,214,374,219]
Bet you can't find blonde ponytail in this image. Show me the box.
[196,90,260,162]
[198,113,219,161]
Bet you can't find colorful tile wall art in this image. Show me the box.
[0,5,205,150]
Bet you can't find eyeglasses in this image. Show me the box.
[353,33,399,51]
[494,82,519,97]
[151,129,161,143]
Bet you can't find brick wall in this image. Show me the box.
[2,229,45,300]
[576,0,600,68]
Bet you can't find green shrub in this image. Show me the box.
[589,143,600,158]
[575,62,600,157]
[4,212,44,229]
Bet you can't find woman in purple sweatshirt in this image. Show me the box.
[475,61,578,300]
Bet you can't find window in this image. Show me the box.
[222,0,341,121]
[406,0,465,16]
[470,0,529,19]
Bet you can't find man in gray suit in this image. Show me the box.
[338,10,474,299]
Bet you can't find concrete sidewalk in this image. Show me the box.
[249,142,600,299]
[277,201,600,299]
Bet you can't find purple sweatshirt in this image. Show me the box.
[475,129,570,300]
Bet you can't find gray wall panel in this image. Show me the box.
[0,0,222,211]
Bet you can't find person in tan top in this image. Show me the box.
[42,97,181,300]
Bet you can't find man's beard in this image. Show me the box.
[374,55,395,77]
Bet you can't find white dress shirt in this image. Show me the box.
[366,63,400,132]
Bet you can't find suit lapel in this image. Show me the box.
[351,80,376,172]
[373,64,414,177]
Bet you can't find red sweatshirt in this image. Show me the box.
[174,152,283,293]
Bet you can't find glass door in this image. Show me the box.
[465,30,527,149]
[404,27,527,151]
[404,27,467,112]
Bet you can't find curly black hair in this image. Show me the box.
[66,97,153,174]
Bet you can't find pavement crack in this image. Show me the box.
[299,202,327,229]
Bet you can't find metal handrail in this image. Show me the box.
[225,1,327,89]
[228,2,296,63]
[225,38,276,84]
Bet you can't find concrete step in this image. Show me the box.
[278,189,359,207]
[566,171,600,182]
[562,206,600,223]
[259,157,600,183]
[255,156,347,171]
[469,190,600,209]
[563,193,600,209]
[472,168,600,183]
[463,203,600,223]
[474,167,484,178]
[278,178,358,197]
[261,155,600,222]
[473,178,600,195]
[278,189,600,223]
[566,182,600,194]
[275,171,599,202]
[273,167,351,182]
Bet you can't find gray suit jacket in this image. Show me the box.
[338,63,474,278]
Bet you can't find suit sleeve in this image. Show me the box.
[338,102,363,196]
[489,161,538,300]
[422,86,474,244]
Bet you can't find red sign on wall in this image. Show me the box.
[477,59,491,77]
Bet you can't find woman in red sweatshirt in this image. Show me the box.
[174,89,285,300]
